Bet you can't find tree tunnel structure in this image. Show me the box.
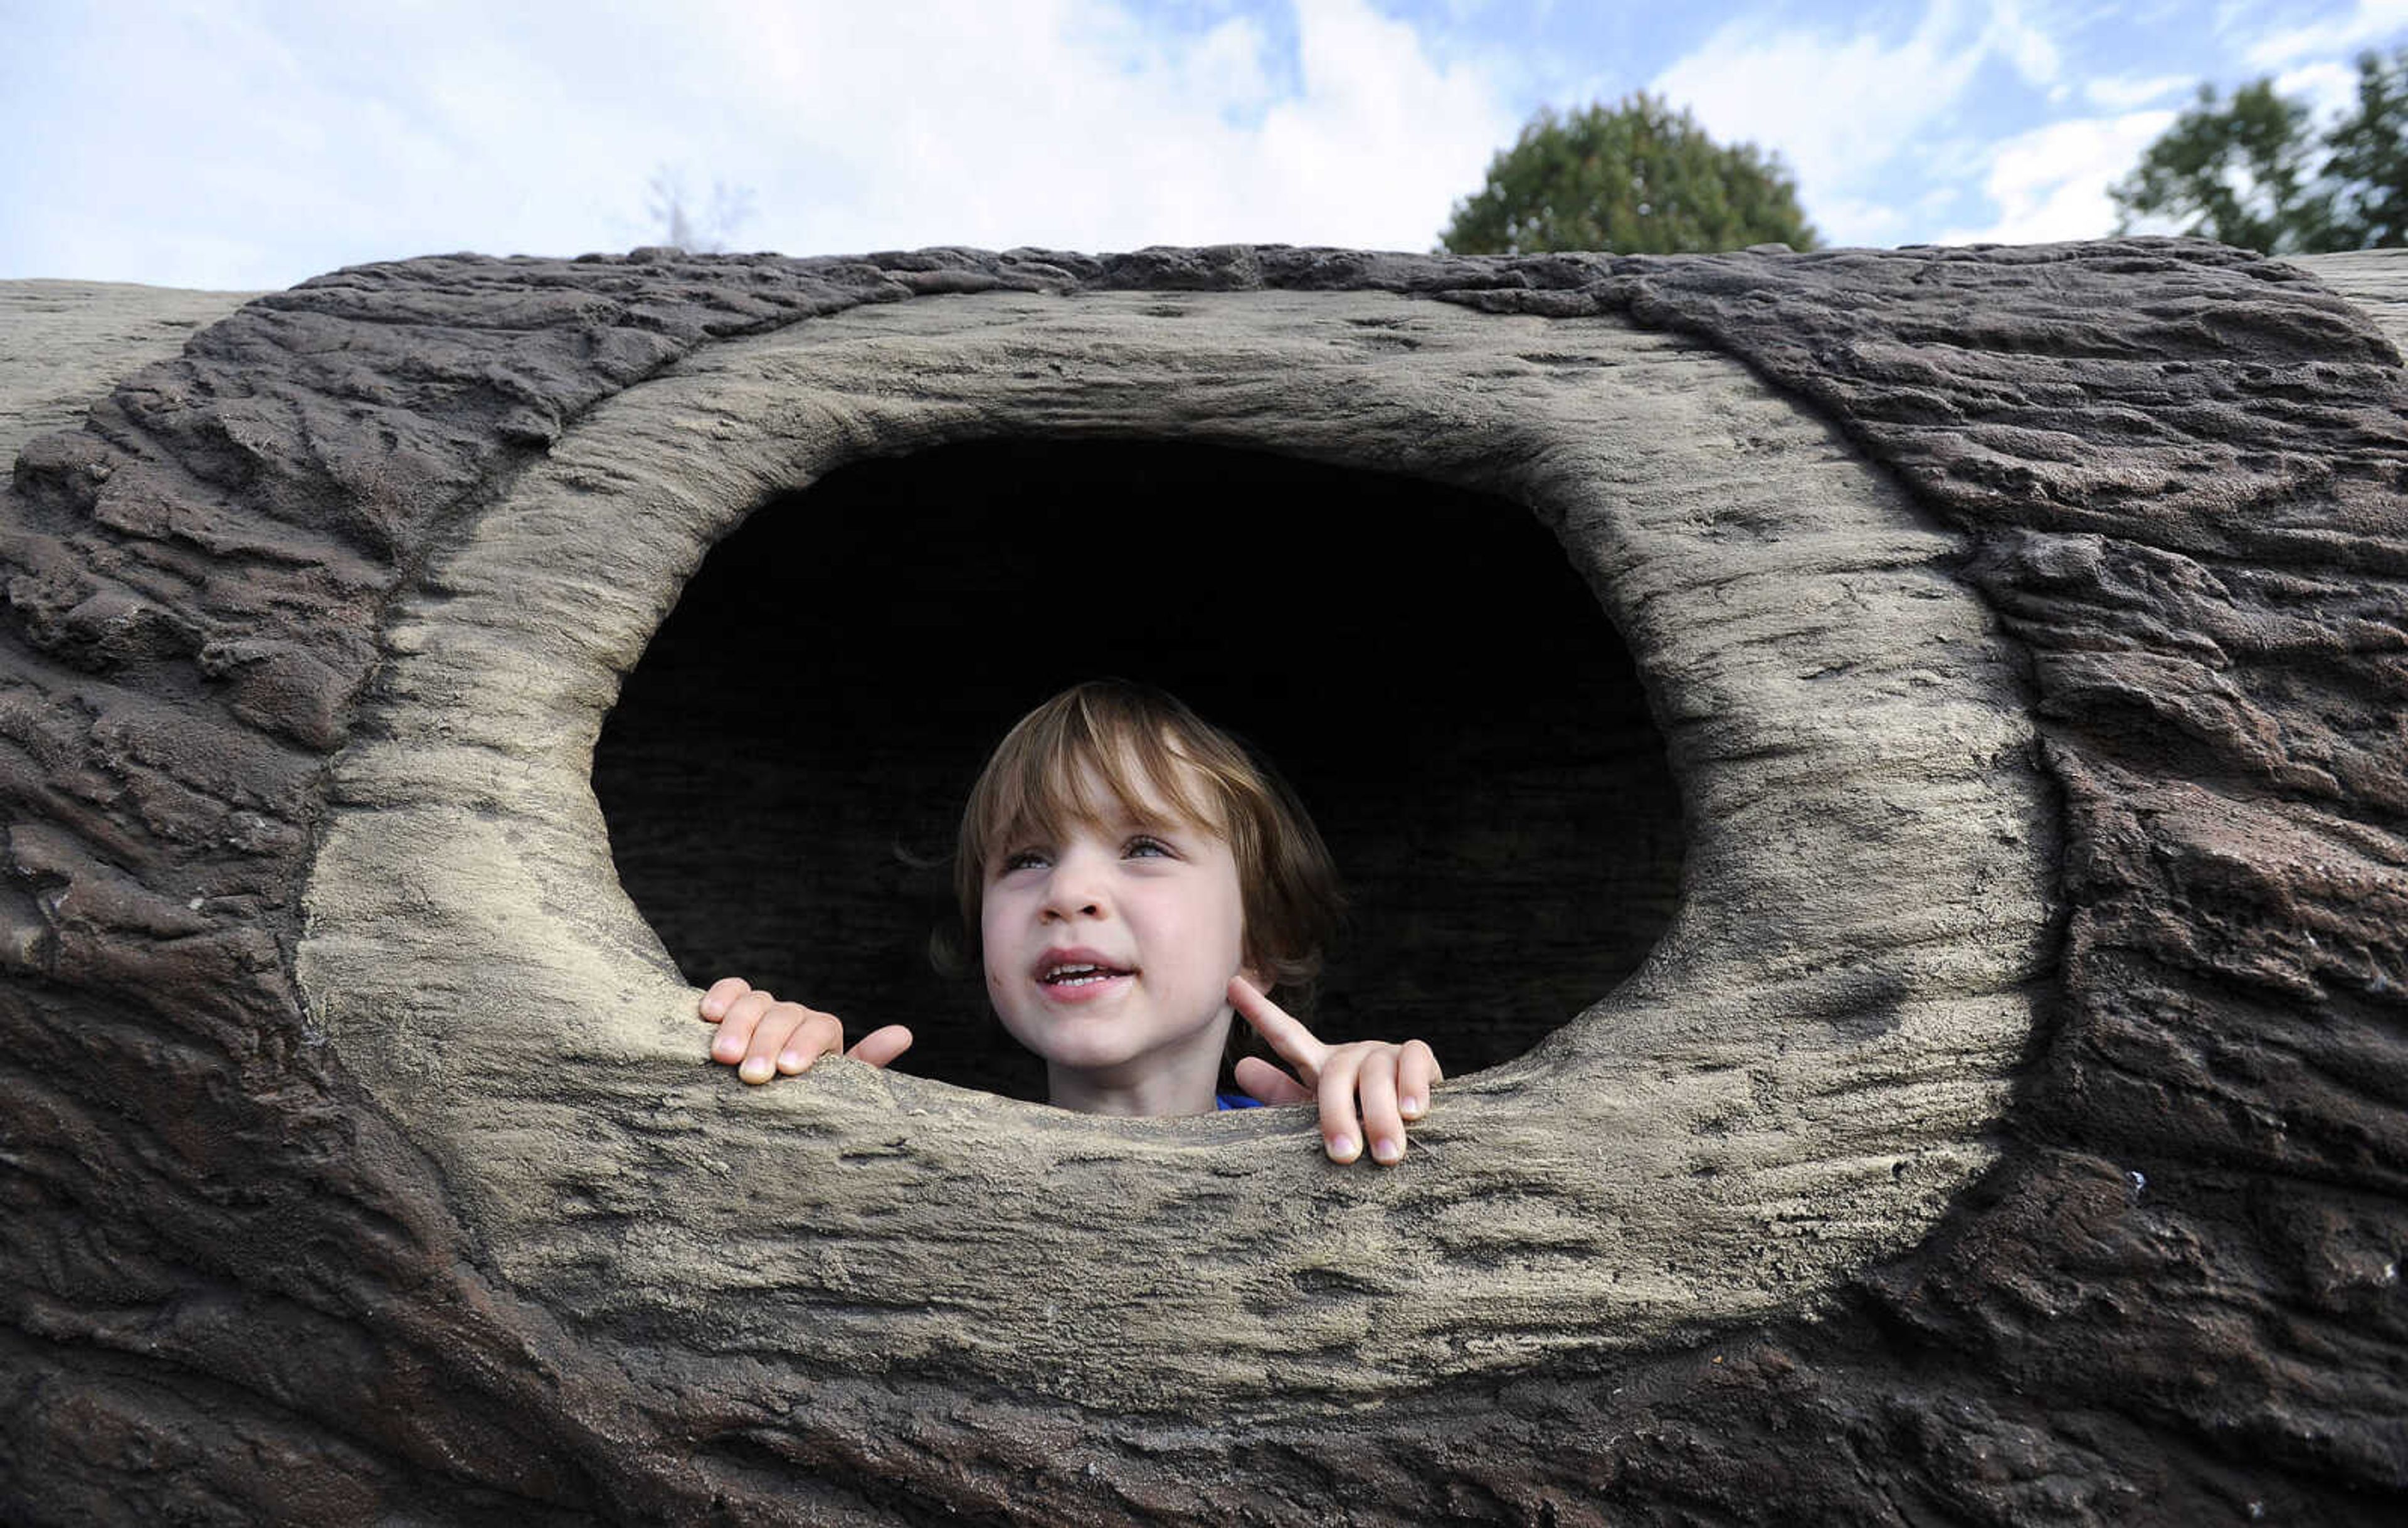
[1,243,2404,1524]
[589,435,1687,1096]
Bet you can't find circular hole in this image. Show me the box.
[592,438,1683,1098]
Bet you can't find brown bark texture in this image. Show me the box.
[3,241,2405,1524]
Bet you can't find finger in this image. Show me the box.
[699,977,754,1022]
[1227,975,1329,1081]
[737,1002,820,1083]
[1397,1039,1441,1120]
[761,1006,843,1080]
[1232,1055,1314,1106]
[738,1001,805,1083]
[1357,1049,1407,1165]
[711,989,776,1064]
[1316,1046,1368,1164]
[847,1024,914,1069]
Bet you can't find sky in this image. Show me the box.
[4,0,2407,292]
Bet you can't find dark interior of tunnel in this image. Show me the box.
[592,438,1684,1101]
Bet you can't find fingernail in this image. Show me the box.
[1372,1137,1402,1164]
[712,1038,739,1061]
[1326,1135,1358,1162]
[1402,1096,1425,1118]
[778,1050,808,1073]
[738,1057,771,1084]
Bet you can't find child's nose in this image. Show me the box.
[1040,891,1104,922]
[1040,854,1110,920]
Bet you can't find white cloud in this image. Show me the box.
[1649,0,2079,246]
[2274,58,2365,120]
[2241,0,2408,66]
[1,0,1518,289]
[1813,196,1915,245]
[31,0,2395,282]
[2083,72,2194,110]
[1249,0,1520,246]
[1931,109,2178,243]
[1654,4,1972,196]
[1983,0,2064,90]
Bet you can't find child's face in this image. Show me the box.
[980,765,1255,1088]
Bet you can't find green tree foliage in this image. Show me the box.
[1440,94,1819,256]
[2111,47,2408,253]
[2325,48,2408,246]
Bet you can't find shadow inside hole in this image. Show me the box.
[593,439,1682,1100]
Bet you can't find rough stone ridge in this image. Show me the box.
[0,280,258,465]
[3,241,2405,1524]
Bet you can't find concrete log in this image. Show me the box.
[1,241,2402,1524]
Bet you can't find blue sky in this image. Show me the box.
[5,0,2406,290]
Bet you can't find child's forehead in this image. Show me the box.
[1006,746,1225,839]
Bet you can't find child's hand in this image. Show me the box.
[1227,975,1442,1167]
[698,977,914,1085]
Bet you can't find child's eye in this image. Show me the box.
[1123,835,1175,859]
[998,849,1050,873]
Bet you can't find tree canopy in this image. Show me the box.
[2112,47,2408,253]
[1440,94,1819,257]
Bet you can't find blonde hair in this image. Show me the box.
[954,681,1341,1005]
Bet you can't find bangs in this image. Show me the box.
[964,699,1230,877]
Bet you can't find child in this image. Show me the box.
[698,680,1442,1165]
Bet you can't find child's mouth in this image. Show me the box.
[1040,961,1133,988]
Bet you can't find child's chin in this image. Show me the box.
[1001,1010,1116,1061]
[1028,1029,1141,1071]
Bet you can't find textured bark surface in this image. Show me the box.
[2,241,2404,1524]
[293,285,2046,1419]
[0,280,256,465]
